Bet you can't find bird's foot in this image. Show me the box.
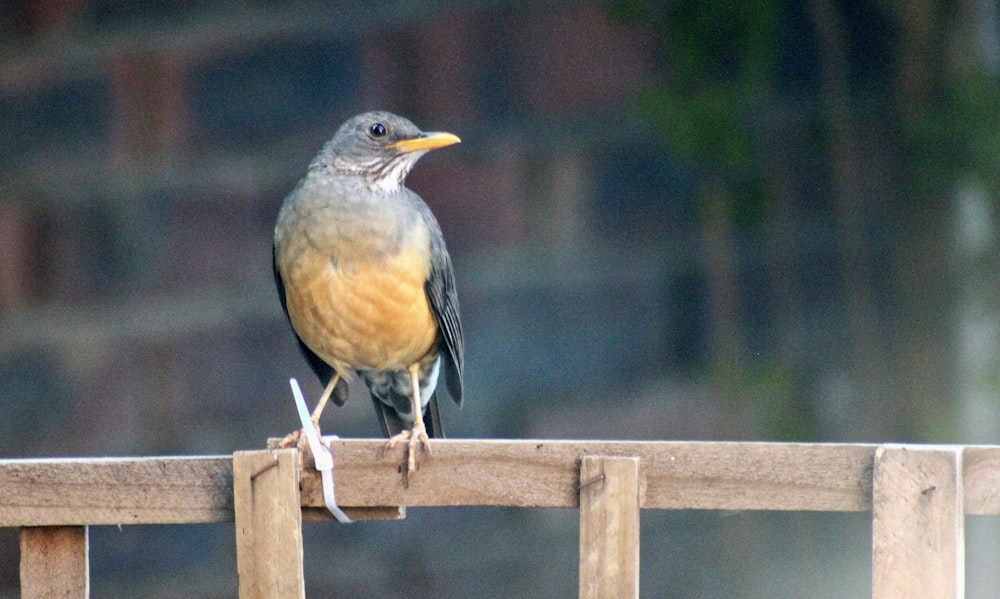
[276,429,302,449]
[385,421,431,477]
[277,418,324,467]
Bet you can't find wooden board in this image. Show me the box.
[962,445,1000,515]
[233,449,305,599]
[3,441,1000,528]
[0,456,232,526]
[299,439,876,512]
[871,445,963,599]
[579,456,639,599]
[20,526,89,599]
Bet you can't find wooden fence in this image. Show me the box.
[5,439,999,598]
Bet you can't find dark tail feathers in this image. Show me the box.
[371,394,444,439]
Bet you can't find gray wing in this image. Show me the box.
[415,198,464,407]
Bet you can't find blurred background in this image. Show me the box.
[1,0,999,596]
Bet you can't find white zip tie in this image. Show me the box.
[289,378,353,524]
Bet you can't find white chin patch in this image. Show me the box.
[369,175,401,194]
[368,151,425,194]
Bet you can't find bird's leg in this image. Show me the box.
[386,363,431,474]
[406,363,432,465]
[278,373,341,449]
[311,373,341,426]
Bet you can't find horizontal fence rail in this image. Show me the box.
[5,441,1000,521]
[3,440,999,598]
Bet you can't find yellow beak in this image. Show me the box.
[391,131,461,153]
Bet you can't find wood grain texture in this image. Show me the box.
[962,445,1000,515]
[871,445,963,599]
[20,526,89,599]
[0,456,232,526]
[299,439,876,512]
[578,456,639,599]
[7,441,1000,528]
[233,449,305,599]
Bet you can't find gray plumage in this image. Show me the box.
[273,111,464,439]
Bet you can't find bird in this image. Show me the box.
[273,111,464,476]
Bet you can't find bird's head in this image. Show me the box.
[313,111,461,193]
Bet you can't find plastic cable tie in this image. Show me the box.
[289,378,353,523]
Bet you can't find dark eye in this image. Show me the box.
[370,122,386,137]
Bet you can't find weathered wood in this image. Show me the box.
[233,449,305,599]
[20,525,89,599]
[300,439,875,512]
[0,456,232,526]
[1,441,996,599]
[8,441,1000,527]
[962,445,1000,515]
[269,438,405,522]
[578,456,640,599]
[872,445,964,599]
[302,506,405,521]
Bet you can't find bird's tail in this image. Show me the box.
[371,394,444,439]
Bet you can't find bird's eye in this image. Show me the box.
[370,123,387,137]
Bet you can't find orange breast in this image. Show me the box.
[282,249,439,372]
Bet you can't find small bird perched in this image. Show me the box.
[273,111,464,475]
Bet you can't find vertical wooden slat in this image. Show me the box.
[20,525,89,598]
[872,445,964,599]
[579,455,640,599]
[234,449,305,599]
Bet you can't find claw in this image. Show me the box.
[277,418,323,468]
[385,420,431,475]
[277,429,302,449]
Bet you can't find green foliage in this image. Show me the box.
[907,72,1000,195]
[609,0,778,227]
[613,0,1000,203]
[662,0,776,86]
[609,0,776,83]
[753,362,822,441]
[636,84,758,172]
[610,0,1000,441]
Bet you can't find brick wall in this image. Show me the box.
[0,2,706,596]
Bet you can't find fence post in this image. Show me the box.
[579,455,640,599]
[20,525,89,598]
[234,449,305,599]
[872,445,963,599]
